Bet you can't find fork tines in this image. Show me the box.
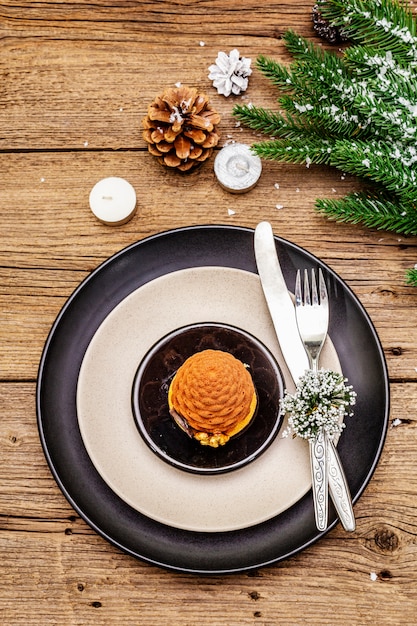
[295,268,328,307]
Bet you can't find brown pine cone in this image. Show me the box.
[142,85,221,172]
[312,3,349,44]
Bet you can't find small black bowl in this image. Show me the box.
[131,323,284,475]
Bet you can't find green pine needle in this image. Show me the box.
[233,104,308,139]
[256,54,294,90]
[329,139,417,200]
[315,190,417,236]
[252,136,334,165]
[232,0,417,282]
[405,268,417,285]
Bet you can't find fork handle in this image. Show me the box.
[309,428,329,531]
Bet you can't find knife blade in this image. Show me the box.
[254,221,309,381]
[254,221,355,532]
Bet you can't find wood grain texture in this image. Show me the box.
[1,153,416,380]
[1,1,417,624]
[1,383,416,625]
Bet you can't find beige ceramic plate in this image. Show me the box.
[77,266,340,533]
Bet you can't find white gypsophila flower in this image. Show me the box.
[280,369,356,442]
[208,49,252,97]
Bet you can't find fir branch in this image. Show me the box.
[343,47,417,142]
[345,44,417,80]
[315,190,417,235]
[282,29,325,62]
[251,136,334,165]
[233,104,319,140]
[247,56,376,140]
[282,29,345,66]
[233,0,417,282]
[256,55,294,91]
[281,31,351,98]
[262,32,415,145]
[405,268,417,285]
[261,31,354,102]
[354,93,417,143]
[258,35,409,141]
[329,139,417,200]
[279,94,372,139]
[345,45,417,104]
[319,0,417,64]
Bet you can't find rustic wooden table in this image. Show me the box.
[1,2,416,624]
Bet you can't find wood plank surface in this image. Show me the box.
[1,382,416,625]
[1,1,416,624]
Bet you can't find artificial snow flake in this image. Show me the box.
[280,369,356,442]
[208,49,252,97]
[294,102,314,113]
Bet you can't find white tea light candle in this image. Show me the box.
[214,143,262,193]
[89,177,137,225]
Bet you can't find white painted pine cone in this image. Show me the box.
[208,49,252,97]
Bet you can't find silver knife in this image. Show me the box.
[254,221,355,532]
[327,438,356,531]
[254,222,309,380]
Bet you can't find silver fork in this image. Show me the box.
[295,269,356,533]
[295,268,329,531]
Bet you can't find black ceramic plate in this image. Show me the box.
[36,225,389,574]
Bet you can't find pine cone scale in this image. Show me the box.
[148,108,173,125]
[174,135,191,160]
[183,128,207,144]
[164,127,180,143]
[195,149,212,162]
[164,153,181,168]
[202,133,219,149]
[202,110,222,125]
[150,128,164,143]
[147,143,164,157]
[155,141,172,153]
[188,114,214,131]
[189,146,203,159]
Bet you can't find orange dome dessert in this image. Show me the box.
[168,349,257,448]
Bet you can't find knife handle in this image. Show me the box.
[327,439,356,532]
[309,428,328,531]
